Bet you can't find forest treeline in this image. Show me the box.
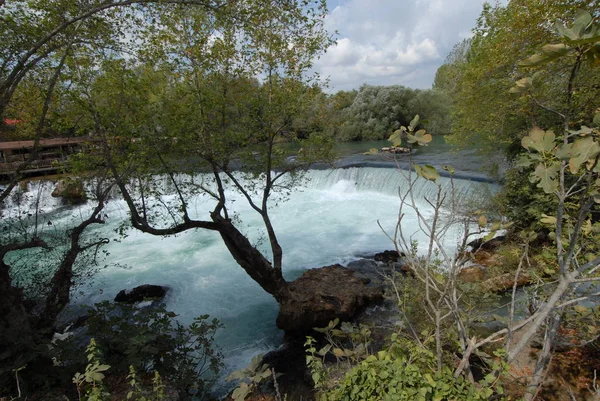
[301,85,451,141]
[3,76,451,144]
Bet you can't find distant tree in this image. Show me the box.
[442,0,600,155]
[331,85,451,141]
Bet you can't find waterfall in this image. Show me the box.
[302,167,481,199]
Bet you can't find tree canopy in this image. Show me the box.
[436,0,600,156]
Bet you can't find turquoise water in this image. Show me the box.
[1,139,498,393]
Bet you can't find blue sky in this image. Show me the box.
[316,0,497,92]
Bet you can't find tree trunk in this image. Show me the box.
[0,263,37,377]
[211,213,290,302]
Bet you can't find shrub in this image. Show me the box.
[58,301,223,399]
[319,335,504,401]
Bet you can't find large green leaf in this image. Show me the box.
[519,43,572,67]
[516,154,532,167]
[409,115,420,130]
[406,129,432,145]
[509,77,533,93]
[388,130,402,147]
[519,53,549,67]
[414,164,439,181]
[521,127,555,153]
[569,136,600,173]
[556,23,579,41]
[555,143,573,160]
[571,10,593,38]
[533,163,559,193]
[540,43,572,63]
[232,382,250,401]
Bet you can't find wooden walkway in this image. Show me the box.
[0,137,99,179]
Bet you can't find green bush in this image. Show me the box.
[57,301,223,399]
[316,335,504,401]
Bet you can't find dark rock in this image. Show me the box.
[467,235,506,251]
[51,178,87,204]
[276,264,384,332]
[374,250,401,264]
[346,259,383,285]
[261,341,315,401]
[72,314,89,330]
[114,284,169,304]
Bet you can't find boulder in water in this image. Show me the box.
[276,264,384,332]
[114,284,169,304]
[467,235,506,251]
[374,250,401,264]
[51,178,87,204]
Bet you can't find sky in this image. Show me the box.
[315,0,494,92]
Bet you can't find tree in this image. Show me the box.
[442,0,600,155]
[329,85,450,141]
[394,11,600,400]
[72,0,335,311]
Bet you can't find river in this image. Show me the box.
[1,136,499,393]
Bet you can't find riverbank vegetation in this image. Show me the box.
[1,0,600,400]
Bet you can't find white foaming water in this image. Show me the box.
[1,167,496,388]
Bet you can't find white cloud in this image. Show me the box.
[316,0,503,91]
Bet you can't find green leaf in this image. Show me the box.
[362,148,379,155]
[533,163,559,193]
[555,143,573,160]
[516,76,533,87]
[571,10,593,38]
[413,129,432,145]
[516,154,533,168]
[541,43,571,58]
[569,137,600,173]
[89,372,105,382]
[594,112,600,126]
[227,371,247,381]
[388,130,402,147]
[248,354,264,371]
[540,214,557,225]
[509,77,533,93]
[414,164,439,181]
[317,344,331,357]
[424,373,436,387]
[518,53,549,67]
[95,364,110,372]
[522,127,555,153]
[409,115,420,130]
[232,383,250,401]
[556,24,579,41]
[332,348,345,358]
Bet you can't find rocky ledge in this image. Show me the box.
[276,264,384,332]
